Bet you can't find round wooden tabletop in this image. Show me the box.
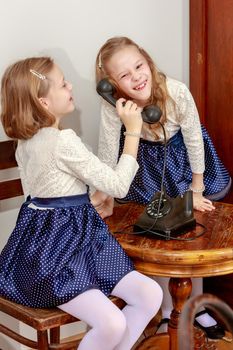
[105,201,233,278]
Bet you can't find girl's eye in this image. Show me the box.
[136,63,143,69]
[120,73,128,79]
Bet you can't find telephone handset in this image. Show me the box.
[96,78,162,124]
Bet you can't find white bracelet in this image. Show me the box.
[123,131,142,138]
[189,184,205,193]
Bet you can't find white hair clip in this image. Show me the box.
[30,69,46,80]
[98,53,102,69]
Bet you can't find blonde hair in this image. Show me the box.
[1,57,55,140]
[96,36,175,133]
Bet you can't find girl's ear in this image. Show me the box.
[39,97,49,110]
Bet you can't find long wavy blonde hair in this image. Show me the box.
[1,57,55,140]
[96,36,175,135]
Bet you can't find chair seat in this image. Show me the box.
[0,295,126,350]
[0,296,77,331]
[0,295,125,331]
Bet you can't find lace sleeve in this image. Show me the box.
[98,100,122,168]
[176,83,205,173]
[56,129,138,198]
[15,145,30,199]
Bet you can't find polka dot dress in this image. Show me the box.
[118,125,231,204]
[0,194,134,308]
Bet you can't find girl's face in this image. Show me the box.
[106,46,152,107]
[42,64,74,124]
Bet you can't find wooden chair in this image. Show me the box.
[0,293,125,349]
[0,139,127,349]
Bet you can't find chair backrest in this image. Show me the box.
[0,140,23,200]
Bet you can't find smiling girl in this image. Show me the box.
[95,37,231,215]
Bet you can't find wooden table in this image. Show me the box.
[105,201,233,350]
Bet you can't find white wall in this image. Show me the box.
[0,0,189,348]
[0,0,189,148]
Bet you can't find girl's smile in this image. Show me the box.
[134,80,147,91]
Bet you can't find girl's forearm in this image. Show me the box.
[122,133,141,159]
[190,173,205,192]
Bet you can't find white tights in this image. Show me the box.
[58,271,163,350]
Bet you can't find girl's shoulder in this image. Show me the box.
[101,99,117,115]
[16,128,60,151]
[58,128,78,139]
[166,77,189,100]
[17,128,82,154]
[56,128,83,149]
[100,99,122,126]
[166,76,187,87]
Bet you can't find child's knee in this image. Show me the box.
[99,309,127,343]
[139,278,163,313]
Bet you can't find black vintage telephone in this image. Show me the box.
[96,78,162,123]
[133,190,197,240]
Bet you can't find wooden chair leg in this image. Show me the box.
[37,330,49,350]
[50,326,60,344]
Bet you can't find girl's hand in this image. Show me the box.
[90,191,114,219]
[193,192,215,212]
[116,98,143,134]
[90,190,108,207]
[95,196,114,219]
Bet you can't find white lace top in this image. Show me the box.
[16,127,138,198]
[98,77,205,174]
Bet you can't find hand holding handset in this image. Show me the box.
[96,78,162,124]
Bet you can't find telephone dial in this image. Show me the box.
[96,78,162,124]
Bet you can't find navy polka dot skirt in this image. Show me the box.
[118,125,231,204]
[0,193,134,308]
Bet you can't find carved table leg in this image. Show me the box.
[168,277,192,350]
[168,277,207,350]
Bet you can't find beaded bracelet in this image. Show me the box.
[189,184,205,193]
[123,131,142,138]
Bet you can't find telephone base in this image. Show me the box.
[133,218,196,240]
[133,190,196,240]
